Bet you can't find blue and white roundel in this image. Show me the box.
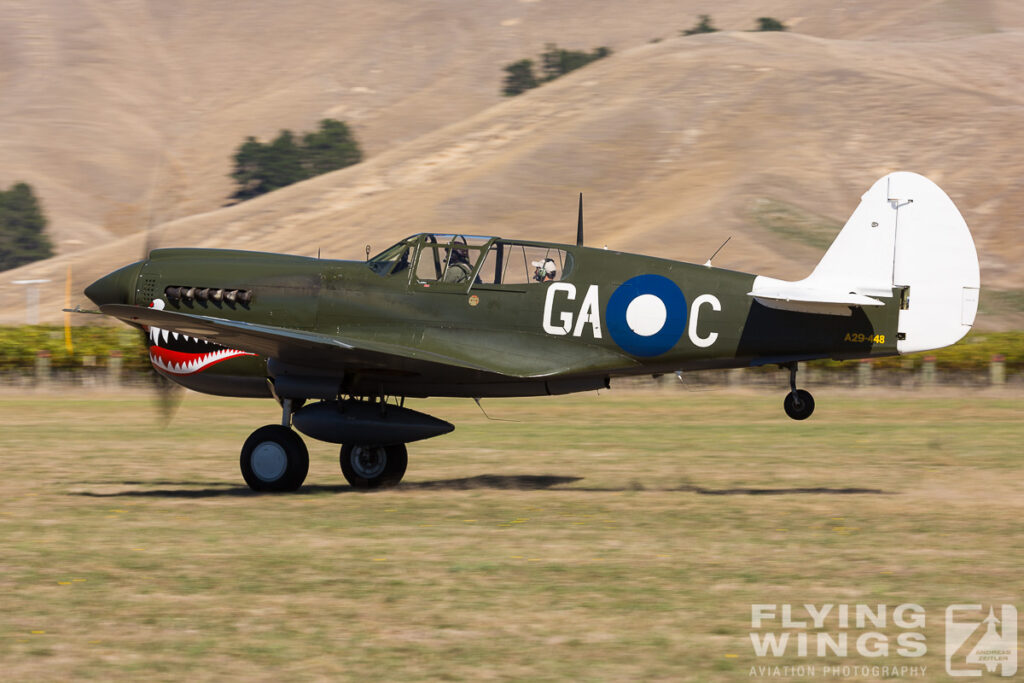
[606,274,686,357]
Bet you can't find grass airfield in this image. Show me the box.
[1,388,1021,681]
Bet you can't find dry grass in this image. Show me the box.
[1,389,1021,680]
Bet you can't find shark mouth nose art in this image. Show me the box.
[146,299,254,375]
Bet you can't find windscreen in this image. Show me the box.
[367,238,416,276]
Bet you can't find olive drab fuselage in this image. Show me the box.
[122,233,899,399]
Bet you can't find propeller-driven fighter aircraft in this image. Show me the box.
[81,172,980,492]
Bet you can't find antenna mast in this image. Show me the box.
[576,193,584,246]
[704,236,732,267]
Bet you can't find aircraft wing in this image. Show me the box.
[99,304,637,379]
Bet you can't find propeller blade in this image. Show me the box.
[137,327,184,426]
[152,370,185,426]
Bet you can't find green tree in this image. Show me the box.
[756,17,787,31]
[682,15,719,36]
[502,59,539,96]
[230,136,269,200]
[0,182,54,272]
[230,120,362,201]
[539,44,612,82]
[261,130,308,192]
[302,119,362,175]
[502,46,611,96]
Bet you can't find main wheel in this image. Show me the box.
[340,443,408,490]
[240,425,309,492]
[783,389,815,420]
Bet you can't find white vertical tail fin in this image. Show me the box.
[748,172,980,353]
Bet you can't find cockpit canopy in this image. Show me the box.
[368,233,573,286]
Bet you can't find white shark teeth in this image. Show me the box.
[147,325,218,349]
[149,348,247,375]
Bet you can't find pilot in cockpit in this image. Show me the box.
[442,247,474,284]
[532,258,557,283]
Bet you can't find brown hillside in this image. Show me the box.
[2,3,1023,328]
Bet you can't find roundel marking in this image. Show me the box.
[625,294,667,336]
[607,274,687,357]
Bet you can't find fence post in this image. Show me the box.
[35,351,51,387]
[108,350,123,387]
[728,368,744,387]
[990,354,1006,387]
[921,356,936,387]
[901,357,916,388]
[803,361,819,386]
[857,359,873,388]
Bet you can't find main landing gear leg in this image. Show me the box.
[783,363,815,420]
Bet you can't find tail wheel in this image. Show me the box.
[783,389,815,420]
[240,425,309,492]
[340,443,408,490]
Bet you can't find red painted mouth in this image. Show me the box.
[149,344,254,376]
[144,299,254,376]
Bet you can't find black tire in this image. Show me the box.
[783,389,815,420]
[340,443,408,490]
[240,425,309,492]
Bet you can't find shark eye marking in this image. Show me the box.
[606,274,687,357]
[144,299,255,375]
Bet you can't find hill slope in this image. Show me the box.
[2,3,1024,328]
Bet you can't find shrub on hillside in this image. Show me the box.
[681,15,719,36]
[539,44,612,82]
[502,59,539,96]
[501,44,611,96]
[0,182,54,272]
[756,17,787,31]
[230,119,362,201]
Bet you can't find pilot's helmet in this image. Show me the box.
[447,247,469,263]
[531,258,557,280]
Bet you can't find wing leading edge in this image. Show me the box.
[99,304,637,380]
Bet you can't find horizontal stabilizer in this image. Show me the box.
[748,277,883,316]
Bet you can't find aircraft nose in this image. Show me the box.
[84,261,145,308]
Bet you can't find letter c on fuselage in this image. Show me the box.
[687,293,721,347]
[543,282,576,335]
